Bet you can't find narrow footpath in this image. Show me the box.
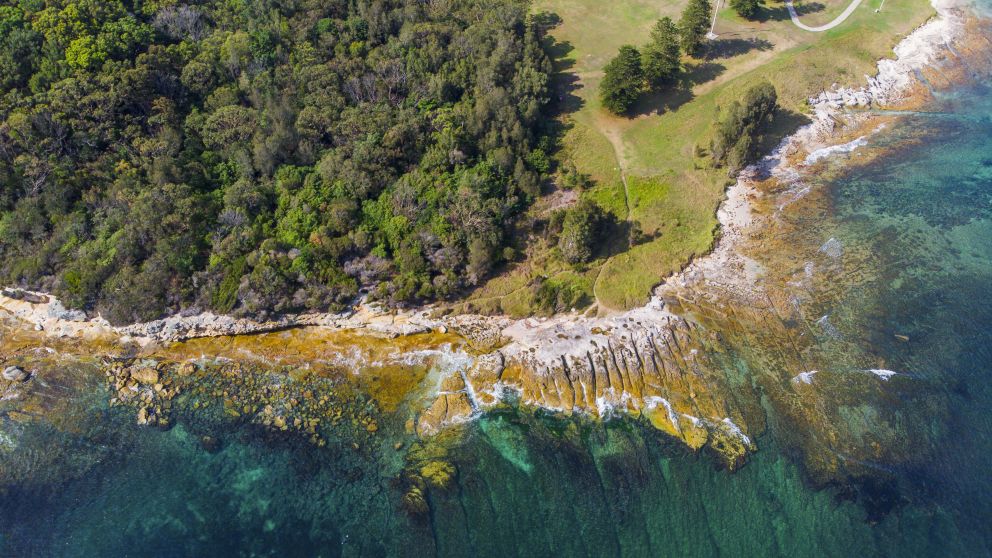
[787,0,867,32]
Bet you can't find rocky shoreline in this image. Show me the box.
[409,0,981,463]
[0,287,454,343]
[1,2,970,345]
[0,0,980,469]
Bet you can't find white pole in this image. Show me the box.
[707,0,722,39]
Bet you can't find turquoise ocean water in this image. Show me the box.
[2,17,992,558]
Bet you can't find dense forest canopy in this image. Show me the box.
[0,0,554,323]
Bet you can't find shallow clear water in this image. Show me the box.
[3,33,992,558]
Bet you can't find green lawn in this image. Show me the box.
[459,0,933,315]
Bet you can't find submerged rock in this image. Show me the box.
[401,485,429,517]
[416,392,474,436]
[130,367,159,385]
[420,461,456,488]
[200,436,222,453]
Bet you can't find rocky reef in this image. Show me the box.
[418,307,762,469]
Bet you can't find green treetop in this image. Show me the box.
[642,17,682,88]
[731,0,763,20]
[557,200,606,265]
[0,0,555,323]
[678,0,713,57]
[711,81,779,174]
[600,45,644,115]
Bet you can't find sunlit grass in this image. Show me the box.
[462,0,933,314]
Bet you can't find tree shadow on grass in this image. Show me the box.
[540,43,582,196]
[594,217,642,260]
[682,61,727,86]
[550,62,582,117]
[705,37,774,60]
[629,86,696,117]
[749,107,813,177]
[538,12,582,121]
[761,107,811,151]
[628,61,727,117]
[545,37,576,72]
[757,1,825,22]
[615,33,777,118]
[538,18,584,191]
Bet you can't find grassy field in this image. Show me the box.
[454,0,934,317]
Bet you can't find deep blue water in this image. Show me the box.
[2,23,992,558]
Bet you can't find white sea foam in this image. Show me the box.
[867,369,898,381]
[595,388,634,417]
[643,396,682,433]
[459,369,481,411]
[595,389,617,417]
[720,417,753,446]
[804,136,868,165]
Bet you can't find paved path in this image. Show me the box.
[786,0,866,32]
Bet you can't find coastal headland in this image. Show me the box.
[2,0,990,490]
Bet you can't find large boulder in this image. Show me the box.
[130,367,159,385]
[2,366,30,382]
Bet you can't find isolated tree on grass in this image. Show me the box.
[678,0,713,57]
[600,45,644,115]
[558,200,606,264]
[642,17,682,88]
[711,80,778,174]
[731,0,762,20]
